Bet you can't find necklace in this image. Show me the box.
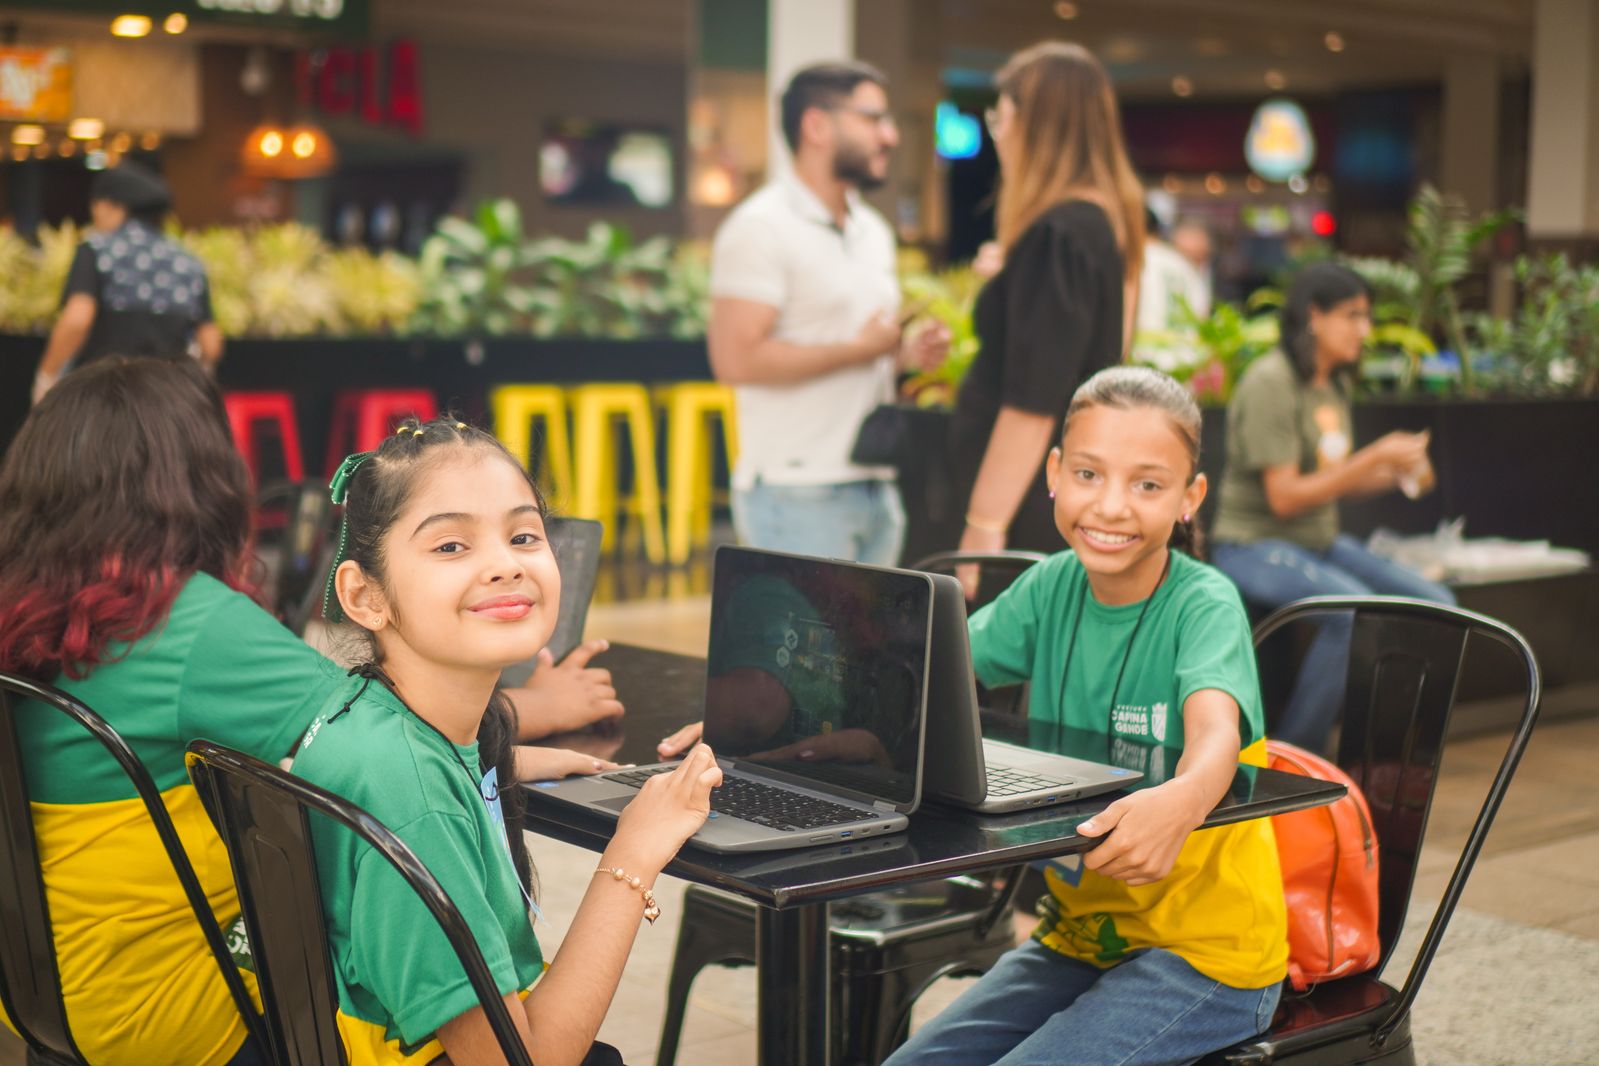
[1055,551,1172,727]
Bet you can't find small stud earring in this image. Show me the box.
[1182,513,1192,523]
[1048,490,1055,499]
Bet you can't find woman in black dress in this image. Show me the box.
[952,41,1145,574]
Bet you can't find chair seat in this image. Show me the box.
[1202,976,1414,1065]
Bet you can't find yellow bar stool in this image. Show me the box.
[567,382,667,564]
[652,382,739,566]
[490,385,574,508]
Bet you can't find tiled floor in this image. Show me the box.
[5,577,1596,1065]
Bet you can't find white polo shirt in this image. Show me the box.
[710,174,900,489]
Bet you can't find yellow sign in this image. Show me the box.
[0,48,73,123]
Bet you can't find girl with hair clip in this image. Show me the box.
[885,366,1286,1066]
[293,418,722,1066]
[1211,260,1454,750]
[0,360,627,1066]
[951,40,1146,580]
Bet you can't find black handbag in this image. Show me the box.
[850,402,919,466]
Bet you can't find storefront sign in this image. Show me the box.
[0,48,73,123]
[3,1,367,36]
[1245,98,1315,182]
[299,41,423,135]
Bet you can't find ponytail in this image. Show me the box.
[1170,514,1204,560]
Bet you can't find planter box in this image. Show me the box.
[1,333,711,468]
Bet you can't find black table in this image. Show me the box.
[523,644,1346,1065]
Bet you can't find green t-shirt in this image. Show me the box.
[967,549,1264,748]
[17,570,334,803]
[291,676,542,1063]
[1212,349,1352,551]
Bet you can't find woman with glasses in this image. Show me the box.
[950,41,1146,588]
[1210,260,1455,749]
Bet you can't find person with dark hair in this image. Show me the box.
[951,42,1146,585]
[32,160,222,404]
[0,360,625,1065]
[297,418,722,1064]
[1211,260,1454,749]
[708,60,948,566]
[884,366,1287,1065]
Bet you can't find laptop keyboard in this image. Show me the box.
[603,767,868,831]
[983,763,1075,798]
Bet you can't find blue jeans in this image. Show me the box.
[1211,534,1456,750]
[883,939,1281,1066]
[731,478,905,566]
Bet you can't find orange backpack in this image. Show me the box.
[1267,740,1382,991]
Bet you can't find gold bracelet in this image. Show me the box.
[965,512,1008,535]
[596,866,662,924]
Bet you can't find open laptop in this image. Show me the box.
[921,573,1143,813]
[500,516,603,687]
[529,546,935,853]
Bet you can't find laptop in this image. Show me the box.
[529,546,935,853]
[920,573,1143,813]
[500,516,603,687]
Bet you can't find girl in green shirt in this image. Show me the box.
[885,366,1287,1066]
[297,418,723,1065]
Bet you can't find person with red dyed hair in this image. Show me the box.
[0,357,325,1065]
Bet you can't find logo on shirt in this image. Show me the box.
[299,715,325,751]
[1150,702,1169,743]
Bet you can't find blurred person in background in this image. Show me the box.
[708,60,948,566]
[1210,261,1453,749]
[1133,208,1209,367]
[31,161,222,404]
[950,41,1145,582]
[1170,218,1215,318]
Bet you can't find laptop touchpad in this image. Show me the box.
[593,795,634,813]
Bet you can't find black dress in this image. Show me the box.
[949,200,1126,553]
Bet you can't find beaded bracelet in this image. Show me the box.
[596,866,662,924]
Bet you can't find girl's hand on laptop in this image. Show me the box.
[657,720,704,759]
[1075,780,1208,886]
[610,744,724,873]
[514,746,625,782]
[506,639,625,738]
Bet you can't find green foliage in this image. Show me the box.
[1469,253,1599,396]
[1131,298,1279,405]
[0,222,79,333]
[899,264,982,407]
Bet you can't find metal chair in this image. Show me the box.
[0,673,266,1065]
[253,479,338,637]
[1202,596,1543,1065]
[184,740,534,1066]
[656,551,1046,1066]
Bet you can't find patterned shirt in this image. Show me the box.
[61,219,214,366]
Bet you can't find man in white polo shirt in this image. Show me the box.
[708,60,947,566]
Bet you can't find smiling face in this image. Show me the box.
[341,447,560,679]
[1047,404,1207,605]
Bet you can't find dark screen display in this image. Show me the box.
[702,548,932,808]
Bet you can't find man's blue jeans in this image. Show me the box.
[731,478,905,566]
[1212,534,1456,750]
[882,939,1281,1066]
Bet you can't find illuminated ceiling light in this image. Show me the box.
[12,144,31,161]
[69,118,105,140]
[140,131,162,151]
[1288,173,1310,194]
[1245,175,1266,194]
[1324,31,1346,53]
[1161,173,1182,194]
[290,130,317,159]
[11,124,46,146]
[110,14,153,37]
[58,140,77,158]
[163,12,188,34]
[259,128,284,157]
[1204,172,1226,195]
[1053,1,1079,18]
[1265,69,1287,91]
[1171,75,1194,98]
[111,131,134,153]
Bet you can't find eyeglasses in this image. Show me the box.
[831,106,898,131]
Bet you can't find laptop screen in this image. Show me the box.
[702,547,932,809]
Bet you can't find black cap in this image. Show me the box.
[90,161,171,214]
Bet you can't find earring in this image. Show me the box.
[1048,490,1055,499]
[1182,513,1192,523]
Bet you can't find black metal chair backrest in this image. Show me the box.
[910,550,1048,611]
[254,480,337,637]
[185,740,534,1066]
[1252,596,1541,1043]
[0,672,266,1062]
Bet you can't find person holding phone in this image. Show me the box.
[1211,261,1455,750]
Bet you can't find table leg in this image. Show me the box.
[756,902,829,1066]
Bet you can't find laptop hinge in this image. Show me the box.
[873,800,897,812]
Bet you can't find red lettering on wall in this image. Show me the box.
[387,40,423,135]
[301,41,424,136]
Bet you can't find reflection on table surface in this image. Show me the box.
[519,643,1341,908]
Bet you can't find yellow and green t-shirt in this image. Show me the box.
[0,572,338,1065]
[968,549,1288,990]
[290,676,543,1065]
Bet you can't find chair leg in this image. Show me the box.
[624,398,666,564]
[657,920,755,1066]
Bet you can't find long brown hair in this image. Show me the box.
[0,358,253,680]
[994,41,1145,281]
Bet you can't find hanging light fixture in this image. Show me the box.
[242,121,337,178]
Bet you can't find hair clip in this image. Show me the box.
[329,451,373,505]
[411,427,424,438]
[395,425,409,436]
[454,421,466,430]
